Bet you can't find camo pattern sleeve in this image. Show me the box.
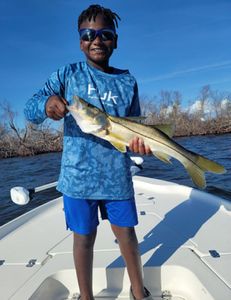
[25,62,140,200]
[24,65,69,124]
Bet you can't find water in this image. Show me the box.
[0,134,230,226]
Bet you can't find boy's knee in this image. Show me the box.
[73,231,96,249]
[111,225,137,242]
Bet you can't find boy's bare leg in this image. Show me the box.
[111,225,146,300]
[73,230,97,300]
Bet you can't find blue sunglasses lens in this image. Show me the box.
[79,29,115,41]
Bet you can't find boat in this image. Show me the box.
[1,170,231,299]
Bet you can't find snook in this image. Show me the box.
[67,96,226,189]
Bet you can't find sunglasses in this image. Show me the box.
[79,28,116,42]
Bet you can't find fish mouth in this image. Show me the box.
[66,104,79,113]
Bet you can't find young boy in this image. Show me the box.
[24,4,152,300]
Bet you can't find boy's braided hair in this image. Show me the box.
[78,4,121,30]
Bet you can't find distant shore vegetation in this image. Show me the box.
[1,85,231,159]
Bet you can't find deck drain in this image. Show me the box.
[209,250,220,258]
[26,259,37,267]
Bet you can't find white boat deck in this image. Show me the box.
[1,176,231,300]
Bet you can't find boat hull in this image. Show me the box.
[1,176,231,299]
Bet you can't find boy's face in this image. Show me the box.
[79,14,117,71]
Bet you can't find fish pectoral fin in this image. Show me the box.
[110,141,127,152]
[106,132,127,153]
[153,151,172,164]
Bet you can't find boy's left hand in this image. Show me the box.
[129,137,152,155]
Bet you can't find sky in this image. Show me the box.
[1,0,231,127]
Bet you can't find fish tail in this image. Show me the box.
[196,156,226,174]
[183,155,226,189]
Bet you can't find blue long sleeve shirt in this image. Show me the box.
[24,62,141,200]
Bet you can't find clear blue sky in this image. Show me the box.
[1,0,231,126]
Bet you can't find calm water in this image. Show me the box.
[0,134,230,226]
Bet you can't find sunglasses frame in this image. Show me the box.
[79,28,116,42]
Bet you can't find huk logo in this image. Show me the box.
[88,84,118,105]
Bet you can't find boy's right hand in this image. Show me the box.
[46,95,69,120]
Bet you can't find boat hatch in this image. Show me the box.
[28,266,214,300]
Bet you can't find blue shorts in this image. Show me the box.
[63,195,138,235]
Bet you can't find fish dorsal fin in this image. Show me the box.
[125,116,147,122]
[123,118,175,137]
[153,151,172,164]
[151,124,175,137]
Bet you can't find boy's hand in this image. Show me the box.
[46,95,69,120]
[129,137,152,155]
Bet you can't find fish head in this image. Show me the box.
[67,96,110,134]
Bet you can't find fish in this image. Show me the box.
[67,96,226,189]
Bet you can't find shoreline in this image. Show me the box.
[1,131,230,160]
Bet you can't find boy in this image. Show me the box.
[24,4,152,300]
